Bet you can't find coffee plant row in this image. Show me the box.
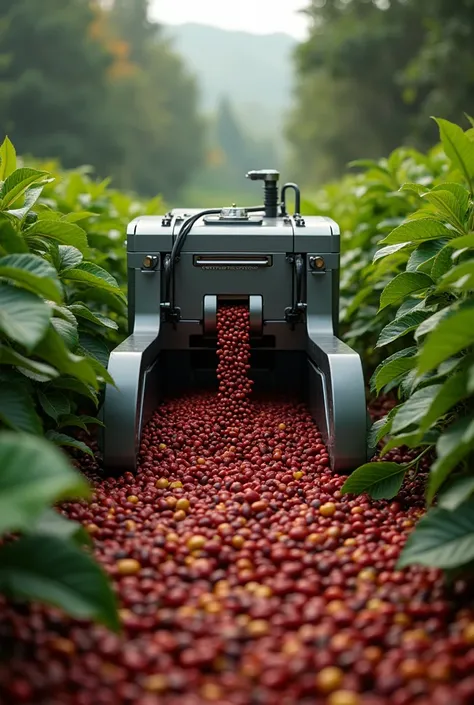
[314,117,474,579]
[0,139,163,630]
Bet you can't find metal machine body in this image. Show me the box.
[102,170,369,474]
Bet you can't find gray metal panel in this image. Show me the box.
[173,252,292,320]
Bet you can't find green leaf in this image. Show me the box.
[0,213,28,254]
[431,246,457,281]
[0,137,16,180]
[0,535,119,631]
[421,190,467,234]
[0,283,51,352]
[378,218,453,246]
[437,261,474,292]
[374,357,416,394]
[418,307,474,374]
[33,328,99,388]
[376,310,434,347]
[50,377,98,406]
[57,245,83,272]
[434,117,474,192]
[371,347,417,393]
[63,262,124,299]
[58,414,104,432]
[391,384,442,435]
[399,183,426,196]
[414,307,452,340]
[45,430,94,457]
[61,212,97,223]
[379,272,433,311]
[373,243,409,263]
[447,233,474,252]
[0,383,42,434]
[69,304,118,331]
[397,499,474,570]
[438,475,474,511]
[51,317,79,350]
[341,462,407,500]
[8,185,45,221]
[25,220,88,254]
[368,416,390,448]
[406,240,448,273]
[0,253,63,302]
[79,334,110,368]
[432,183,470,211]
[381,429,439,455]
[30,508,91,547]
[83,354,115,386]
[427,415,474,502]
[37,390,71,422]
[0,431,89,533]
[418,370,471,434]
[0,168,49,208]
[0,344,58,379]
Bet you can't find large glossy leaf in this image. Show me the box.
[0,283,51,351]
[373,243,409,263]
[437,261,474,292]
[30,508,91,547]
[397,499,474,570]
[50,377,99,406]
[69,303,118,330]
[421,190,467,234]
[406,239,448,273]
[379,218,453,246]
[0,382,42,434]
[25,220,88,254]
[418,307,474,374]
[341,462,407,500]
[37,390,71,421]
[8,185,45,221]
[0,168,49,208]
[374,357,416,394]
[46,430,94,457]
[427,415,474,502]
[370,347,417,392]
[33,328,99,388]
[51,317,79,349]
[79,334,110,368]
[414,307,452,340]
[379,272,433,311]
[376,309,433,347]
[0,431,89,534]
[418,370,471,433]
[0,535,119,631]
[57,245,83,271]
[63,262,125,300]
[0,137,16,180]
[0,253,62,302]
[0,344,58,379]
[438,476,474,511]
[391,384,442,435]
[0,214,28,254]
[434,118,474,191]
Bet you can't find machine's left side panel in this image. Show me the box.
[101,216,172,473]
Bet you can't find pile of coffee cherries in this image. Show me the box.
[1,305,474,705]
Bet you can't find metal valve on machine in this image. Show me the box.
[101,168,371,477]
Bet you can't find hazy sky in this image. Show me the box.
[149,1,310,39]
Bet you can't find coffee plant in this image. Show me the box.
[340,117,474,577]
[0,136,132,630]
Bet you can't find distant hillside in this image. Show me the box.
[164,23,297,139]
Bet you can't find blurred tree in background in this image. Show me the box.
[288,0,474,186]
[0,0,204,200]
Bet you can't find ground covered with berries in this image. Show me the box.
[1,306,474,705]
